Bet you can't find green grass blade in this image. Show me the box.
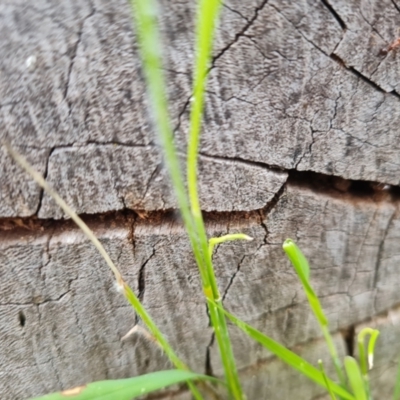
[319,360,337,400]
[216,304,354,400]
[129,0,243,396]
[208,234,253,255]
[4,145,202,400]
[128,0,206,281]
[187,0,221,222]
[393,357,400,400]
[29,370,222,400]
[367,329,379,370]
[344,357,367,400]
[282,239,325,325]
[357,327,379,377]
[128,0,219,396]
[283,239,346,387]
[186,1,244,398]
[283,238,310,281]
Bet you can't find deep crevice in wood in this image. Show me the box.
[287,170,397,202]
[341,324,356,356]
[205,342,214,377]
[319,0,347,30]
[18,311,26,328]
[1,169,400,233]
[34,146,55,217]
[138,249,156,302]
[391,0,400,14]
[330,53,400,99]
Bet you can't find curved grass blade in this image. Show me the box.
[282,239,325,325]
[357,327,379,374]
[357,327,379,400]
[208,234,253,255]
[344,357,367,400]
[29,370,222,400]
[215,303,355,400]
[283,239,346,387]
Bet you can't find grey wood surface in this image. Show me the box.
[1,0,400,399]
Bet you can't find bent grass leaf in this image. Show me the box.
[283,239,346,387]
[344,357,367,400]
[357,327,379,375]
[282,239,325,325]
[208,234,253,255]
[357,326,379,399]
[216,304,355,400]
[29,370,221,400]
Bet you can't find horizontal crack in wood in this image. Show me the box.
[1,169,399,233]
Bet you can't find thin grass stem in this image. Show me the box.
[319,359,338,400]
[128,0,208,284]
[321,325,347,389]
[186,0,244,397]
[4,144,203,400]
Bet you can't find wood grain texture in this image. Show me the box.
[352,305,400,400]
[1,0,400,399]
[2,0,400,217]
[2,182,400,398]
[38,146,287,218]
[331,0,400,92]
[209,182,399,373]
[194,1,400,185]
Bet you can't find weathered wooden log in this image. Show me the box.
[1,0,400,399]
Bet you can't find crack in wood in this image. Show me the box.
[331,52,400,100]
[34,147,56,217]
[341,324,356,357]
[372,211,396,288]
[64,4,96,118]
[2,169,399,232]
[319,0,347,30]
[138,248,156,302]
[211,0,270,69]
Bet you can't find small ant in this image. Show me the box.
[379,38,400,56]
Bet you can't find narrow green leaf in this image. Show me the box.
[393,356,400,400]
[366,329,379,370]
[128,0,210,397]
[282,239,326,325]
[357,327,380,376]
[186,0,244,398]
[29,370,221,400]
[282,238,310,281]
[209,234,253,254]
[283,239,346,387]
[4,145,203,400]
[344,357,367,400]
[215,304,354,400]
[318,360,337,400]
